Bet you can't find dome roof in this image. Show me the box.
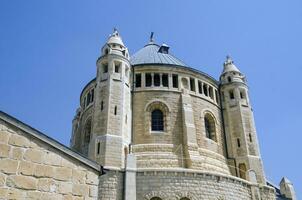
[130,42,187,67]
[106,29,124,46]
[222,56,240,74]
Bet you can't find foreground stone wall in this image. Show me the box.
[136,170,276,200]
[0,119,99,200]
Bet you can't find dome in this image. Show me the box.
[221,55,240,74]
[106,29,124,46]
[130,42,187,67]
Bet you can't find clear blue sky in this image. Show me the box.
[0,0,301,196]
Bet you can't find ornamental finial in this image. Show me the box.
[150,32,154,42]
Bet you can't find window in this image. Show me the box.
[239,163,247,180]
[103,64,108,73]
[249,133,253,142]
[203,84,208,96]
[135,74,141,87]
[228,76,232,83]
[237,138,241,147]
[151,109,164,131]
[97,142,100,154]
[104,49,109,55]
[229,90,235,99]
[114,62,120,73]
[101,101,104,111]
[150,198,162,200]
[240,90,245,99]
[215,90,219,103]
[198,81,202,94]
[83,97,87,108]
[83,118,92,155]
[209,86,214,100]
[114,106,117,115]
[204,113,216,141]
[190,78,195,91]
[154,73,160,86]
[86,93,91,107]
[172,74,178,88]
[162,74,168,87]
[145,73,152,87]
[91,89,94,102]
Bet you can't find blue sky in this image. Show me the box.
[0,0,301,196]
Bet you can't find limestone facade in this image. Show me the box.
[0,29,296,200]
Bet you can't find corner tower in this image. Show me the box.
[91,29,131,168]
[220,56,266,184]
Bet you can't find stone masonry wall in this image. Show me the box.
[0,119,99,200]
[136,170,276,200]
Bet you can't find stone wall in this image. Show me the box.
[0,119,99,200]
[136,170,276,200]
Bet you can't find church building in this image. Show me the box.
[0,29,296,200]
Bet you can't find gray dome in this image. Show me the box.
[130,42,187,67]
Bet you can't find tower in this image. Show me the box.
[220,56,266,184]
[91,29,132,168]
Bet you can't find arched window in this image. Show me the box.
[239,163,247,180]
[151,109,164,131]
[150,197,162,200]
[204,113,216,141]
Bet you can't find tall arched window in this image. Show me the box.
[204,113,216,141]
[83,118,92,155]
[151,109,164,131]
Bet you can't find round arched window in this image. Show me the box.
[151,109,164,131]
[204,113,216,141]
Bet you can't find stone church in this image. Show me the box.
[0,29,297,200]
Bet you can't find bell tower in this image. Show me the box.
[91,29,132,168]
[220,56,266,184]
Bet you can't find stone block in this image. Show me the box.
[0,158,18,174]
[26,191,42,199]
[54,167,72,181]
[72,169,86,184]
[0,173,6,186]
[86,171,98,185]
[8,133,30,147]
[0,143,10,158]
[37,178,56,192]
[58,182,72,194]
[24,149,44,163]
[72,184,89,196]
[89,185,98,197]
[0,188,8,198]
[18,161,36,176]
[34,164,55,178]
[61,158,76,168]
[11,146,24,160]
[41,192,63,200]
[6,175,37,190]
[7,188,26,199]
[44,152,62,166]
[63,194,73,200]
[0,131,10,144]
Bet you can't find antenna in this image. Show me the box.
[150,32,154,42]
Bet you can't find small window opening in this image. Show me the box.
[91,89,94,102]
[240,90,245,99]
[104,49,109,55]
[249,133,253,142]
[97,142,100,154]
[237,138,241,147]
[135,74,141,88]
[125,115,127,124]
[215,90,219,103]
[209,86,214,100]
[172,74,178,88]
[229,90,235,99]
[101,101,104,111]
[228,76,232,83]
[103,64,108,73]
[204,113,216,141]
[198,81,202,94]
[86,93,91,107]
[145,73,152,87]
[162,74,168,87]
[239,163,247,180]
[83,97,87,108]
[203,84,208,96]
[114,62,120,73]
[114,106,117,115]
[190,78,195,92]
[154,73,160,87]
